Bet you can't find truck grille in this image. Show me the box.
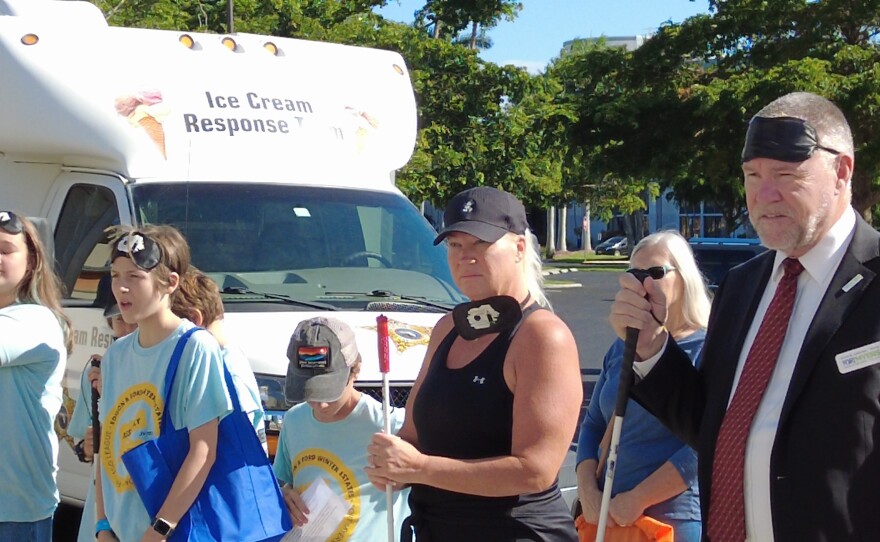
[355,384,411,408]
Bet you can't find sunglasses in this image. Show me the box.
[0,211,24,234]
[627,265,676,282]
[111,232,162,271]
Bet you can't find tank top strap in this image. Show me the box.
[510,301,542,337]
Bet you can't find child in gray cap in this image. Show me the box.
[273,317,409,541]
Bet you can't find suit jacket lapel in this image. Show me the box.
[779,216,880,425]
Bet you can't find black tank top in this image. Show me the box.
[407,305,577,542]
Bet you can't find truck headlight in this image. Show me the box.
[254,373,288,458]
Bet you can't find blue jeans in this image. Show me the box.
[667,518,702,542]
[0,516,53,542]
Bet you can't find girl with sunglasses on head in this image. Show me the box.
[94,225,232,542]
[575,231,711,541]
[0,211,72,542]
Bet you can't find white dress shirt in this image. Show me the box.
[634,205,857,540]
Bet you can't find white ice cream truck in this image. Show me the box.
[0,0,467,505]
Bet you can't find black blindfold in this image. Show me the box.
[742,116,840,163]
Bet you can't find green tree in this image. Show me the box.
[625,1,880,225]
[414,0,521,49]
[543,38,661,232]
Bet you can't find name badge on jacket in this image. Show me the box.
[835,340,880,374]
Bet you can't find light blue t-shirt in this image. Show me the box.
[0,303,67,522]
[73,343,264,541]
[273,394,409,542]
[222,345,267,453]
[69,364,98,542]
[98,320,231,542]
[68,359,96,443]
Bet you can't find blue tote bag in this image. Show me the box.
[122,328,292,541]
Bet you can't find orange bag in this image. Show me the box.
[579,421,675,540]
[575,514,674,542]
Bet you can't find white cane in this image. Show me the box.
[377,315,395,542]
[595,327,638,542]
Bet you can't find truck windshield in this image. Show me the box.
[131,183,465,310]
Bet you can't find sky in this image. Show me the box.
[376,0,712,73]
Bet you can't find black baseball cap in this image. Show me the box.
[433,186,529,245]
[94,274,121,317]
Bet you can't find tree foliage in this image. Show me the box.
[413,0,521,46]
[549,0,880,229]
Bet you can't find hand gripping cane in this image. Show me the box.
[377,315,395,542]
[90,356,102,463]
[596,269,650,542]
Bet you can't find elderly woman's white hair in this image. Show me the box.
[522,229,552,310]
[631,231,711,329]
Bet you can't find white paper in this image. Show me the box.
[281,478,351,542]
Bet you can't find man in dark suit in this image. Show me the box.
[610,91,880,541]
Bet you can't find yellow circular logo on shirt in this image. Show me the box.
[293,448,360,542]
[101,382,163,492]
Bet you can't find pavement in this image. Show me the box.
[542,257,629,276]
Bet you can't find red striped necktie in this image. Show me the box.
[707,257,804,541]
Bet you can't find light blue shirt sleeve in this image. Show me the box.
[576,340,620,466]
[391,406,405,435]
[0,304,64,367]
[0,303,66,522]
[272,410,294,485]
[68,366,94,441]
[170,330,232,431]
[222,346,267,451]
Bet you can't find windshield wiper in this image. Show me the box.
[221,286,338,311]
[324,289,454,312]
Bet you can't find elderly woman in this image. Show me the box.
[576,231,711,541]
[366,186,582,541]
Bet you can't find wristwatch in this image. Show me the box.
[151,517,175,538]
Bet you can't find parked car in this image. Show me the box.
[689,237,768,291]
[595,235,628,256]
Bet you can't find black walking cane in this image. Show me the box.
[596,269,651,542]
[90,356,101,461]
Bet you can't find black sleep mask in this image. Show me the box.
[452,294,530,340]
[742,116,840,163]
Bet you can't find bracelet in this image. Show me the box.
[74,439,92,464]
[95,518,113,538]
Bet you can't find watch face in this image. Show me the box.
[152,518,174,536]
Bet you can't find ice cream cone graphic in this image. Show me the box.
[138,115,166,158]
[345,106,379,153]
[115,90,169,159]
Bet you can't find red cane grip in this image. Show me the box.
[377,315,391,373]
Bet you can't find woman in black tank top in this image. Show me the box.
[366,187,582,541]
